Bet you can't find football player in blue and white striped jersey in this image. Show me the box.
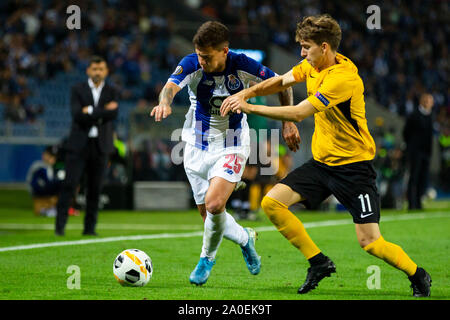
[150,21,299,286]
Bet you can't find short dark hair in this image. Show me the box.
[88,55,107,67]
[295,14,342,51]
[193,21,229,49]
[44,145,58,157]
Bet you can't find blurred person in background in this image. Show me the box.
[26,144,80,217]
[403,93,435,210]
[55,56,119,236]
[438,123,450,191]
[26,145,62,217]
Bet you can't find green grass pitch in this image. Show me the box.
[0,192,449,300]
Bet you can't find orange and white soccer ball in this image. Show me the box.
[113,249,153,286]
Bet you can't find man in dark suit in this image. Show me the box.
[55,56,119,236]
[403,93,435,210]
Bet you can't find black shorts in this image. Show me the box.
[279,159,380,224]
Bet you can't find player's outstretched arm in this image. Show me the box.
[150,82,181,122]
[220,70,297,117]
[231,98,318,123]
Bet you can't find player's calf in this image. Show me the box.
[363,236,418,277]
[362,235,432,297]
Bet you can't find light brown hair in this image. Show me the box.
[295,14,342,51]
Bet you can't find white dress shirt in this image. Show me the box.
[87,78,105,138]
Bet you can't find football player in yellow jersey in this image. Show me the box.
[220,14,431,297]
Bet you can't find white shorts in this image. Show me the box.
[183,143,250,205]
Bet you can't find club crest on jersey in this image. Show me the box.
[172,66,183,75]
[227,74,241,90]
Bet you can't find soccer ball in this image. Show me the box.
[113,249,153,286]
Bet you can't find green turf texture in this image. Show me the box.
[0,201,448,300]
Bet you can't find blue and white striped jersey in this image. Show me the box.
[168,51,276,151]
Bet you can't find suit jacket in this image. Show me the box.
[66,80,119,155]
[403,107,433,156]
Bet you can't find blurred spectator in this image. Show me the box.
[104,132,129,185]
[438,121,450,192]
[130,98,150,131]
[403,93,435,210]
[152,140,172,181]
[26,145,63,217]
[0,0,177,111]
[131,137,188,183]
[378,147,406,210]
[132,139,158,181]
[372,120,407,209]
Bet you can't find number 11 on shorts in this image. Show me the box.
[358,193,372,213]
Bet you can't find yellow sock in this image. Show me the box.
[261,196,321,259]
[363,236,417,276]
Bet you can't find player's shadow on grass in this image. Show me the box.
[251,284,409,299]
[301,288,411,299]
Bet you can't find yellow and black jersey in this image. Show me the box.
[292,53,376,166]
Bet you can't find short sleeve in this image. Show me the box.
[167,54,199,89]
[291,60,308,82]
[306,73,353,112]
[234,54,276,81]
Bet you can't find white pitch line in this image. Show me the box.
[0,212,447,253]
[0,223,203,231]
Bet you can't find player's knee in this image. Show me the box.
[359,235,382,249]
[261,196,280,217]
[261,196,271,213]
[205,199,226,214]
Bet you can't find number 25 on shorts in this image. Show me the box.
[223,154,244,174]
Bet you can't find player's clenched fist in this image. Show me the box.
[282,122,301,152]
[150,105,172,122]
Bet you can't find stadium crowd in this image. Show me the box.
[2,0,447,125]
[194,0,448,118]
[0,0,180,123]
[0,0,448,198]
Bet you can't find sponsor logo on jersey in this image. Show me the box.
[227,74,241,90]
[172,65,183,75]
[314,91,330,106]
[210,96,226,107]
[209,96,229,115]
[224,168,234,175]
